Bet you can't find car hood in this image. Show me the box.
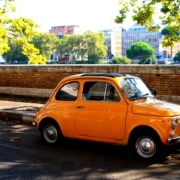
[132,98,180,116]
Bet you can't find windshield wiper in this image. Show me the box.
[137,93,151,100]
[130,93,150,100]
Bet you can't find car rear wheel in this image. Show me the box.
[41,122,60,144]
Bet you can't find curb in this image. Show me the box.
[0,110,35,126]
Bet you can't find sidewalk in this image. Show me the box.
[0,95,48,126]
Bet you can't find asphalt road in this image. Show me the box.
[0,121,180,180]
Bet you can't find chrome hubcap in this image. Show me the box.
[43,125,58,143]
[135,137,156,158]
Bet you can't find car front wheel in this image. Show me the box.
[135,136,157,159]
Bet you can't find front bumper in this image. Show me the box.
[168,136,180,143]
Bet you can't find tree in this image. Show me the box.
[115,0,180,44]
[126,42,155,60]
[56,31,107,63]
[85,31,107,63]
[111,56,132,64]
[59,34,89,61]
[174,51,180,62]
[32,33,59,60]
[126,42,157,64]
[0,0,46,64]
[2,38,28,63]
[161,27,180,58]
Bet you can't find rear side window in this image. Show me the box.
[55,82,79,101]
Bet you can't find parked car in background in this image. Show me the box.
[34,73,180,160]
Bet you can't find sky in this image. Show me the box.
[13,0,134,32]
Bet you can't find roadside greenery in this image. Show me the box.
[32,33,59,60]
[139,55,157,64]
[0,0,46,64]
[111,56,132,64]
[174,51,180,62]
[2,38,28,64]
[115,0,180,45]
[126,42,157,64]
[57,31,107,63]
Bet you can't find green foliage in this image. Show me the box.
[126,42,157,64]
[57,31,107,63]
[115,0,180,44]
[161,27,170,35]
[96,60,107,64]
[0,0,46,64]
[126,42,155,60]
[111,56,132,64]
[161,26,180,49]
[85,31,107,62]
[2,38,28,63]
[138,55,157,64]
[174,51,180,62]
[32,33,59,60]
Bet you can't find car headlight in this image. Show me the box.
[172,118,177,129]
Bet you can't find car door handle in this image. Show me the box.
[77,106,85,108]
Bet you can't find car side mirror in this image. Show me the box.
[153,89,157,96]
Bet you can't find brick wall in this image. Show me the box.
[0,65,180,96]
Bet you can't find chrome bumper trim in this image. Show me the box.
[168,136,180,143]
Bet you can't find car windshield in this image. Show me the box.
[119,77,152,100]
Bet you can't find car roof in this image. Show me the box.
[62,73,135,81]
[81,73,126,78]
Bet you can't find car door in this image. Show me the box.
[75,80,128,140]
[54,81,79,137]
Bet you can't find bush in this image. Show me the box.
[174,51,180,62]
[138,55,157,64]
[111,56,132,64]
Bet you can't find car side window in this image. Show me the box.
[82,82,120,102]
[82,82,106,101]
[55,82,79,101]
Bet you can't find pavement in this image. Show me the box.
[0,95,48,126]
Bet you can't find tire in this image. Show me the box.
[130,133,161,160]
[135,135,157,159]
[41,122,61,144]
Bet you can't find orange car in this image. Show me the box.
[34,73,180,160]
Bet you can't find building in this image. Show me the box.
[49,25,81,38]
[102,28,122,59]
[122,25,163,58]
[122,25,180,61]
[161,42,180,59]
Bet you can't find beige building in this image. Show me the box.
[102,28,122,59]
[162,42,180,58]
